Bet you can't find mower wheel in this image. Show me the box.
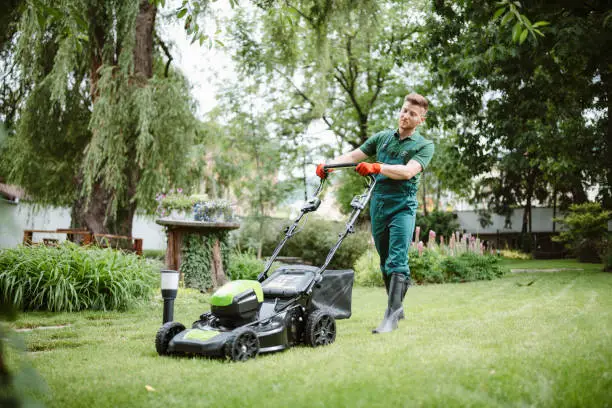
[304,309,336,347]
[224,328,260,362]
[155,321,185,356]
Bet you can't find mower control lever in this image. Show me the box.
[301,197,321,213]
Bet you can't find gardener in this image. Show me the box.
[316,93,434,334]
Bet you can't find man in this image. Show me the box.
[316,93,434,334]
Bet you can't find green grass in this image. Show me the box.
[13,260,612,407]
[499,258,604,272]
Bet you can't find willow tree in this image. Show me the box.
[2,0,196,235]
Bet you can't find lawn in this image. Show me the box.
[14,259,612,408]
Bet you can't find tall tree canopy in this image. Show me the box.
[0,0,197,235]
[425,0,612,247]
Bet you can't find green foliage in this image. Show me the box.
[415,210,460,243]
[408,247,446,284]
[181,234,211,291]
[282,218,371,269]
[440,252,507,283]
[427,0,612,220]
[227,249,265,281]
[553,202,611,263]
[142,249,165,261]
[180,232,231,291]
[233,215,370,269]
[499,249,532,260]
[0,243,156,312]
[353,247,506,286]
[353,249,383,287]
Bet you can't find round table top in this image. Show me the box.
[155,219,240,230]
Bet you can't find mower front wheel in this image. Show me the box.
[224,328,260,362]
[155,321,185,356]
[304,309,336,347]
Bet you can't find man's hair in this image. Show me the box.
[404,93,428,113]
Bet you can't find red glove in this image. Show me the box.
[355,162,382,176]
[316,163,333,179]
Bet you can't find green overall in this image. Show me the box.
[360,129,435,278]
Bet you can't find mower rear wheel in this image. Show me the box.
[304,309,336,347]
[155,321,185,356]
[224,328,259,362]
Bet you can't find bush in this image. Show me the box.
[415,210,460,243]
[0,243,157,312]
[234,216,371,269]
[553,202,611,263]
[409,247,445,284]
[283,218,371,269]
[227,250,266,280]
[353,250,383,287]
[353,248,507,286]
[143,249,165,261]
[499,249,532,260]
[440,252,507,282]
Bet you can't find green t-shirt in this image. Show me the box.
[359,128,435,187]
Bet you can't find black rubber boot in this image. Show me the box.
[372,273,406,334]
[382,272,390,294]
[398,277,410,320]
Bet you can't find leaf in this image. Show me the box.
[493,8,506,21]
[177,8,187,19]
[501,12,514,26]
[519,28,528,44]
[532,21,550,28]
[215,39,225,47]
[512,22,522,42]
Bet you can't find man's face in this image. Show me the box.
[398,102,426,131]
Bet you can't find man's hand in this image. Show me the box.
[355,162,382,176]
[316,163,333,179]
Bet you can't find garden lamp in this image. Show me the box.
[160,269,179,324]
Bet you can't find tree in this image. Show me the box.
[1,0,197,236]
[425,0,612,250]
[212,82,297,258]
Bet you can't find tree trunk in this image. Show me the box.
[520,171,535,252]
[71,0,156,237]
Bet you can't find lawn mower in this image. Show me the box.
[155,163,376,361]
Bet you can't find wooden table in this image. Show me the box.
[155,219,240,288]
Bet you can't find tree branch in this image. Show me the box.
[155,34,173,78]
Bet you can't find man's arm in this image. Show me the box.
[379,160,423,180]
[327,148,368,165]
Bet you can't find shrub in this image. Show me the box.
[234,216,371,269]
[553,202,611,263]
[415,210,460,243]
[500,249,532,260]
[143,249,165,261]
[283,218,371,269]
[440,253,507,282]
[227,250,265,280]
[409,247,445,284]
[353,248,507,286]
[353,250,383,287]
[0,243,157,312]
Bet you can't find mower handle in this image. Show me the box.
[323,162,359,170]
